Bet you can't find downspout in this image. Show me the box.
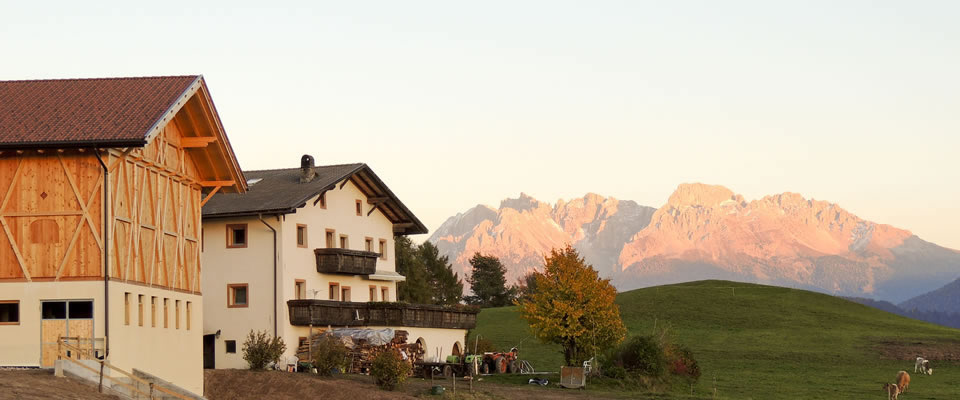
[94,149,109,358]
[258,215,278,338]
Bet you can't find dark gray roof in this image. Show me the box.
[201,163,428,235]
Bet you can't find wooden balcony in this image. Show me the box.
[314,248,378,275]
[287,300,479,330]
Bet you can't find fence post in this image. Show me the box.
[98,361,105,393]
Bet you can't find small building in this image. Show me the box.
[201,155,477,369]
[0,76,246,395]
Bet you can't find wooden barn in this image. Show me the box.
[0,75,245,395]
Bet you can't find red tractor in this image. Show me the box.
[480,347,520,374]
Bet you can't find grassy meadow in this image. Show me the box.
[467,280,960,399]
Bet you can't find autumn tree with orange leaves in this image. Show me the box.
[519,245,626,366]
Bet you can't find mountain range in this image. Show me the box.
[428,183,960,303]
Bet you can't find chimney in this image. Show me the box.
[299,154,316,183]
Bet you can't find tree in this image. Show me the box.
[519,245,626,366]
[514,270,541,303]
[395,236,431,303]
[419,242,464,305]
[465,253,515,307]
[242,330,287,370]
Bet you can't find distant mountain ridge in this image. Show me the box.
[429,184,960,303]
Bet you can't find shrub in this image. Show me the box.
[603,335,667,378]
[312,335,349,376]
[370,350,411,391]
[667,344,701,383]
[469,337,497,354]
[242,330,286,370]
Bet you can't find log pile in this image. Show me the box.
[296,329,424,374]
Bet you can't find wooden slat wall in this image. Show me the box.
[0,117,205,294]
[109,118,204,293]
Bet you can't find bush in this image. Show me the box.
[242,330,286,370]
[603,335,667,378]
[469,337,497,354]
[312,335,349,376]
[667,344,701,383]
[370,350,411,391]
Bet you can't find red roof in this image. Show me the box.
[0,76,200,148]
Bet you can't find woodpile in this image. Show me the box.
[296,329,424,374]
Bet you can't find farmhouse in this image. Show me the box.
[201,155,477,369]
[0,76,246,395]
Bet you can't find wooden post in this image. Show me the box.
[98,361,104,393]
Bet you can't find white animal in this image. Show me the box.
[915,356,926,373]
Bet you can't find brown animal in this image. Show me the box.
[896,370,910,393]
[882,383,900,400]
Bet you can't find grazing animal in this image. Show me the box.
[922,359,933,375]
[896,371,910,393]
[915,356,926,373]
[882,383,900,400]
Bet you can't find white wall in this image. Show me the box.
[0,280,203,396]
[0,281,105,367]
[201,216,277,369]
[108,282,203,395]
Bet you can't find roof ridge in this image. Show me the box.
[0,75,200,84]
[244,162,366,173]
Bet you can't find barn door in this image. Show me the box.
[40,300,94,367]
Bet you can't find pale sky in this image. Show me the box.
[3,1,958,249]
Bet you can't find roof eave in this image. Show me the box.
[0,139,148,150]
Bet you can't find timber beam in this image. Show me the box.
[366,196,389,204]
[181,137,217,148]
[199,180,235,187]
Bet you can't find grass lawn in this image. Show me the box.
[468,280,960,399]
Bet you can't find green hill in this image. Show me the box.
[468,280,960,399]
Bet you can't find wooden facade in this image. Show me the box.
[0,78,244,294]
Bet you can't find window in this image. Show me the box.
[339,235,348,249]
[369,286,377,302]
[227,224,248,248]
[297,224,308,248]
[381,287,389,302]
[138,295,144,327]
[0,301,19,325]
[318,192,326,209]
[151,297,157,327]
[379,239,387,260]
[228,284,249,308]
[186,302,192,330]
[124,292,131,325]
[325,230,335,248]
[175,300,181,329]
[341,287,351,302]
[365,237,373,252]
[163,298,169,328]
[225,340,237,354]
[356,200,363,216]
[68,301,93,319]
[295,280,306,300]
[42,302,67,319]
[329,283,340,301]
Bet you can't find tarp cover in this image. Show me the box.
[324,328,396,347]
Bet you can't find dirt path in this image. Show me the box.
[205,370,632,400]
[0,369,118,400]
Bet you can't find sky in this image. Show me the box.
[3,1,959,249]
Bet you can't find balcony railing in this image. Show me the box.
[314,248,378,275]
[287,300,478,330]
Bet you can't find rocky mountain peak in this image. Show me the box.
[666,183,737,208]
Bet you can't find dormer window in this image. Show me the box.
[227,224,247,248]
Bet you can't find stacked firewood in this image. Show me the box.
[296,330,424,375]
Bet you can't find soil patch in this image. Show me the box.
[0,369,118,400]
[872,338,960,361]
[203,369,414,400]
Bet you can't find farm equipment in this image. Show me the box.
[417,354,483,377]
[480,347,520,374]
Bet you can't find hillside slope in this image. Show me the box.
[900,276,960,313]
[470,280,960,399]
